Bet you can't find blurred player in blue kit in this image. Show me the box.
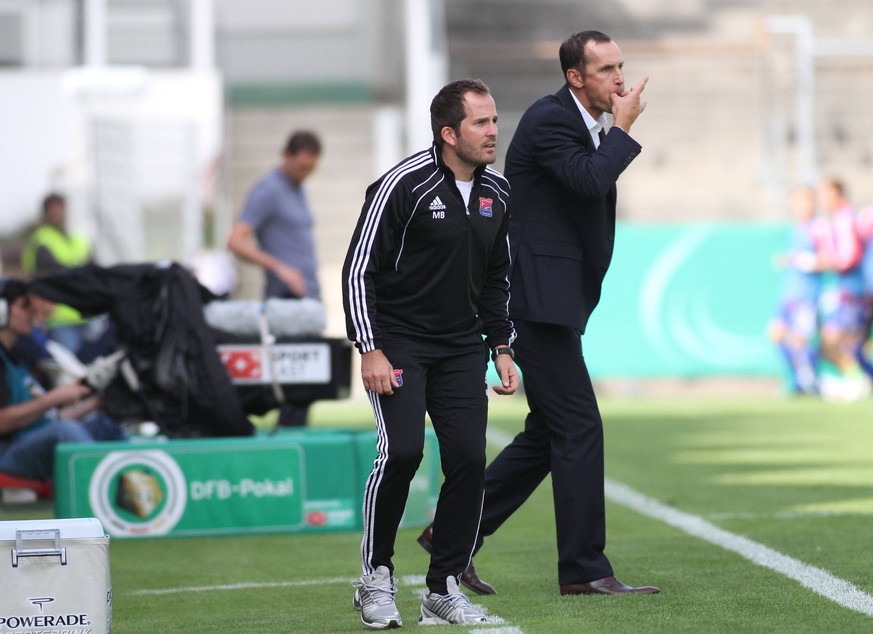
[768,186,826,395]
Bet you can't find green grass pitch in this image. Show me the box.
[4,394,873,632]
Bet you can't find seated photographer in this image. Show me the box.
[0,277,126,482]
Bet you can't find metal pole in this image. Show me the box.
[189,0,215,70]
[404,0,448,154]
[766,16,817,186]
[82,0,107,66]
[793,18,816,186]
[767,16,873,189]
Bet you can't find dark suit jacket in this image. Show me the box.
[505,84,642,332]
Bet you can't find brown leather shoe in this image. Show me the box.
[416,525,436,554]
[416,525,497,595]
[560,576,660,595]
[459,562,496,596]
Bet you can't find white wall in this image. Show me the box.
[0,68,223,264]
[0,71,83,233]
[214,0,387,85]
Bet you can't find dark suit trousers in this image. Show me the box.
[476,319,614,584]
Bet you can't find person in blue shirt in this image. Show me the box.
[226,131,323,427]
[0,278,126,482]
[768,186,827,394]
[227,130,322,301]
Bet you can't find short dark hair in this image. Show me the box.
[559,30,612,76]
[822,177,847,198]
[283,130,322,156]
[430,79,491,148]
[0,277,28,306]
[41,192,65,216]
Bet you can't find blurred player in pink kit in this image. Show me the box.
[853,200,873,379]
[816,178,869,400]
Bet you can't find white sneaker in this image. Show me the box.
[353,565,403,629]
[419,576,490,626]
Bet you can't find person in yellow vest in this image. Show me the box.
[21,193,93,357]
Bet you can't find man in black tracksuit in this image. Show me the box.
[343,79,518,628]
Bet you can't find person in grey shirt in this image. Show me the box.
[228,130,322,301]
[227,130,323,427]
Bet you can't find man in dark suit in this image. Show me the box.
[418,30,659,596]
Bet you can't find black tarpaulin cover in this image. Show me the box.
[28,263,254,437]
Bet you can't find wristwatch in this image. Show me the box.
[491,346,515,362]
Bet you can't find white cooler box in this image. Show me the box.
[0,518,112,634]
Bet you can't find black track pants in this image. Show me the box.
[360,337,488,595]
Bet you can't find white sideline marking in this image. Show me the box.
[130,577,353,595]
[134,428,873,620]
[400,574,427,586]
[605,478,873,617]
[133,574,519,629]
[486,426,873,617]
[404,575,513,629]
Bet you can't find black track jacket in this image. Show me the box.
[343,144,515,354]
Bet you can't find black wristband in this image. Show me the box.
[491,346,515,362]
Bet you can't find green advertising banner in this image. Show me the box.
[55,430,440,539]
[481,222,790,384]
[56,437,309,538]
[581,222,789,378]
